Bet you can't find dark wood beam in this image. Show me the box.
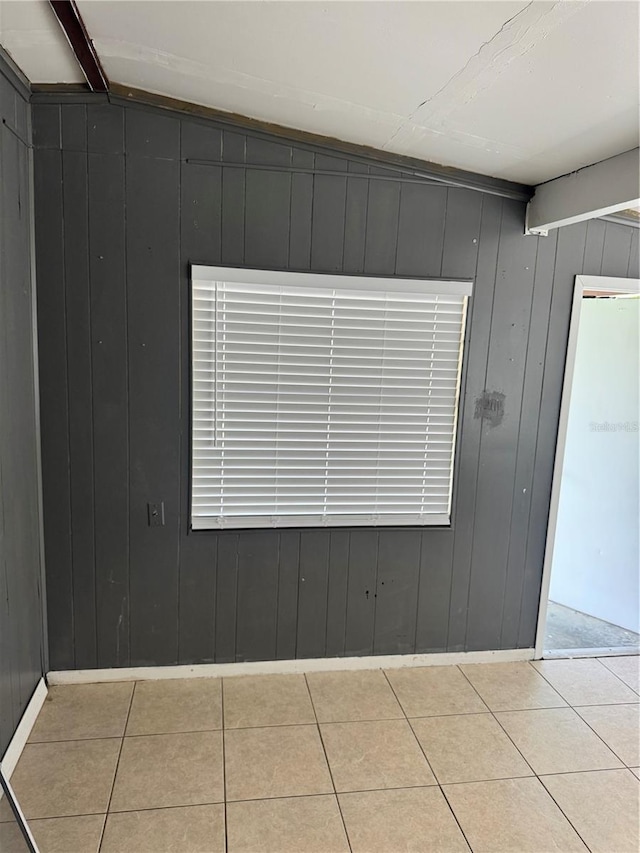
[49,0,108,92]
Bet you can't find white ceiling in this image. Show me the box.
[0,0,83,83]
[1,0,638,185]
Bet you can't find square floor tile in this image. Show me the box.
[599,656,640,693]
[306,670,403,723]
[0,821,28,853]
[0,795,14,822]
[385,665,487,717]
[541,770,640,853]
[225,725,332,801]
[339,786,469,853]
[28,683,133,742]
[10,739,120,819]
[495,707,623,775]
[126,678,222,735]
[443,777,587,852]
[576,704,640,766]
[101,804,225,853]
[30,814,105,853]
[460,662,566,711]
[223,674,315,728]
[320,719,435,793]
[411,713,533,783]
[227,795,349,853]
[532,659,638,706]
[110,731,223,811]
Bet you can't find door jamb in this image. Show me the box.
[534,274,640,659]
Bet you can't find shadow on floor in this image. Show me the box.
[545,601,640,652]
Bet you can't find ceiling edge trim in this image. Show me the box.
[30,82,532,201]
[598,212,640,230]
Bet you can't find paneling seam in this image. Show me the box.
[460,197,504,651]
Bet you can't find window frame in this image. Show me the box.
[189,264,473,532]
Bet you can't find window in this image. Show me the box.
[191,266,471,530]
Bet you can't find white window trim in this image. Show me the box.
[191,265,472,531]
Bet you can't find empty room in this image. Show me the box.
[0,1,638,851]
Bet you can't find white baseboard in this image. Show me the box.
[48,647,535,685]
[1,678,48,779]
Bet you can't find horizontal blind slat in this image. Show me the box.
[191,271,468,529]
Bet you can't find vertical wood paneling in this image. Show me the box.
[276,530,300,659]
[221,131,246,265]
[374,530,421,655]
[342,162,369,273]
[178,122,222,664]
[582,219,605,275]
[34,146,75,670]
[288,149,314,270]
[601,222,633,278]
[32,97,640,673]
[325,530,350,657]
[395,183,447,277]
[245,137,292,269]
[1,126,31,727]
[344,531,378,656]
[311,154,348,271]
[296,531,330,658]
[88,104,124,155]
[465,200,538,651]
[500,230,558,649]
[32,103,60,149]
[181,119,222,161]
[61,104,86,151]
[447,194,500,650]
[126,108,180,159]
[245,169,291,268]
[441,188,483,279]
[235,532,279,661]
[89,148,130,668]
[63,147,97,669]
[126,140,181,666]
[414,531,454,652]
[0,69,45,753]
[214,533,239,663]
[518,222,588,647]
[363,168,401,275]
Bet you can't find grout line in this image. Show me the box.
[458,664,627,849]
[303,674,353,853]
[19,764,636,824]
[595,657,640,697]
[381,668,473,852]
[526,658,640,705]
[535,777,593,851]
[570,708,636,768]
[456,666,538,777]
[220,677,228,853]
[22,658,640,844]
[97,681,136,852]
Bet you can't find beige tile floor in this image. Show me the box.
[1,656,638,852]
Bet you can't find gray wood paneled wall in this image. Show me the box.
[31,98,639,671]
[0,58,45,754]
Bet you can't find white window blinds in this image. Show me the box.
[191,266,471,530]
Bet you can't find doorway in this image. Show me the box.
[536,275,640,658]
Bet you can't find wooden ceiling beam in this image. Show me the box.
[49,0,108,92]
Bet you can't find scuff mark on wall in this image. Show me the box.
[474,390,506,428]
